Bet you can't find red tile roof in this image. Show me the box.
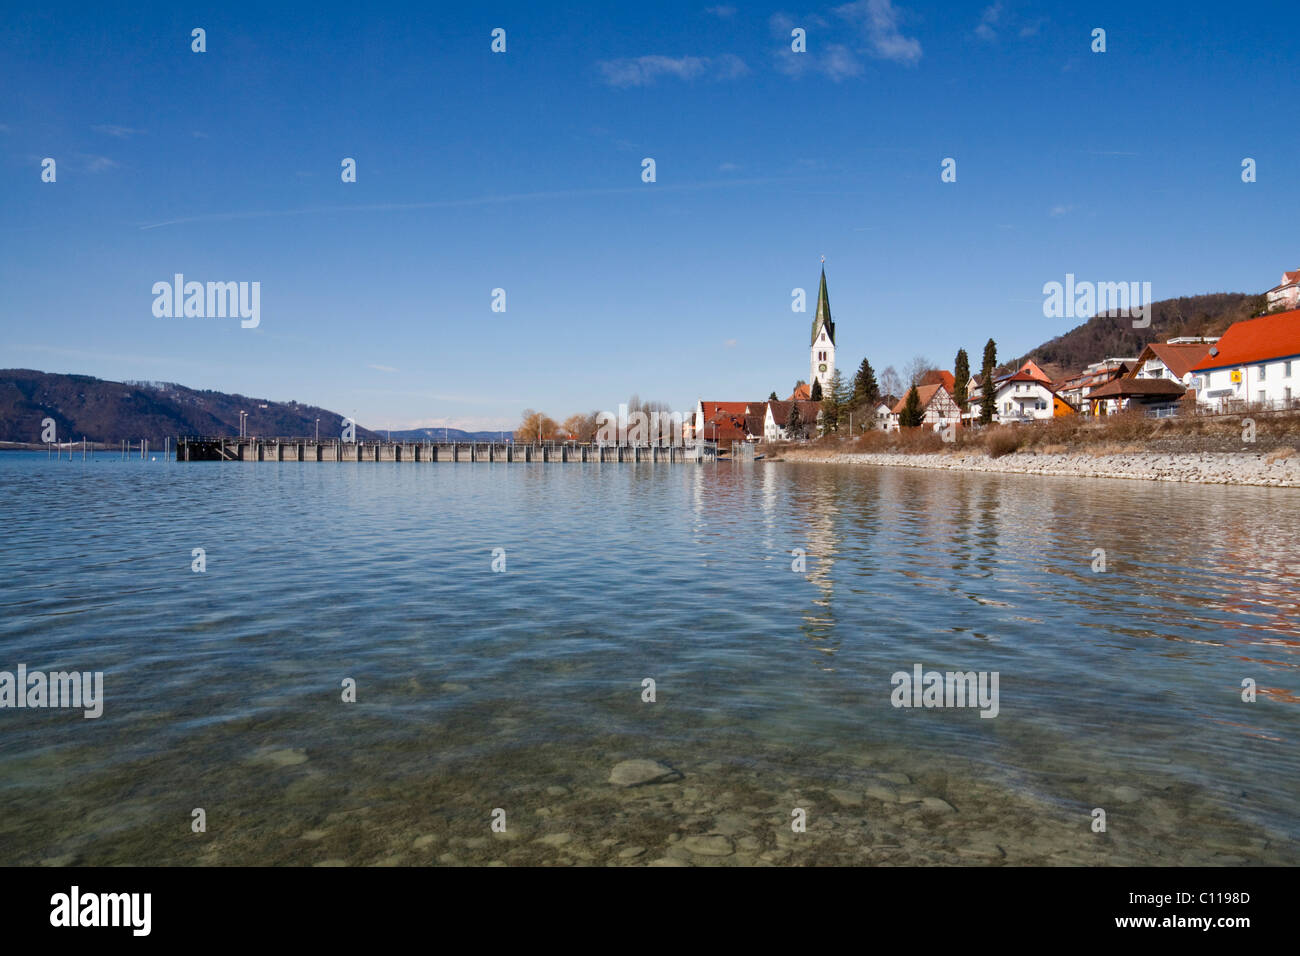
[1140,342,1213,379]
[789,384,812,401]
[919,369,956,393]
[891,384,943,415]
[700,401,752,420]
[1190,309,1300,371]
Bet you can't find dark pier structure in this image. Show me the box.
[175,437,719,463]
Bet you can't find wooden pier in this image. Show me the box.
[175,437,718,463]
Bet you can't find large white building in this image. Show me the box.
[1191,308,1300,411]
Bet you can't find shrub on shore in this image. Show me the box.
[984,427,1022,458]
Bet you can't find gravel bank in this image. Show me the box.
[782,448,1300,486]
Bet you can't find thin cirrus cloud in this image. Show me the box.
[91,124,143,138]
[704,5,737,17]
[82,155,119,172]
[772,0,921,81]
[596,54,749,87]
[973,3,1044,42]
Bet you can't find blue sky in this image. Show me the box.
[2,1,1296,430]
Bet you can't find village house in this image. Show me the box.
[1190,307,1300,411]
[964,361,1057,424]
[872,399,895,430]
[763,399,823,440]
[1085,376,1187,417]
[888,383,961,432]
[992,370,1075,423]
[1053,358,1135,416]
[694,400,756,444]
[1265,269,1300,313]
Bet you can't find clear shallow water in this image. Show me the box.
[0,451,1296,866]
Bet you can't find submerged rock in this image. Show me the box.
[680,834,735,857]
[608,759,683,787]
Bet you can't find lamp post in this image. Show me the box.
[315,418,320,441]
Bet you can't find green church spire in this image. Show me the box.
[811,263,835,347]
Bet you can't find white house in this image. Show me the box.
[763,399,823,440]
[1265,269,1300,313]
[993,372,1058,423]
[1191,308,1300,411]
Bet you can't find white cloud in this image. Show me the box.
[82,155,118,172]
[975,3,1001,41]
[836,0,923,65]
[596,54,749,87]
[772,13,864,80]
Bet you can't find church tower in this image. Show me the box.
[810,264,836,393]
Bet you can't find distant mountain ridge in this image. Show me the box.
[0,369,385,444]
[382,427,518,442]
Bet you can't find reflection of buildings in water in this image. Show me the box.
[759,458,779,556]
[798,476,840,654]
[1201,523,1300,643]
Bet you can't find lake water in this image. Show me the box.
[0,451,1296,866]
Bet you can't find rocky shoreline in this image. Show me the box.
[780,448,1300,487]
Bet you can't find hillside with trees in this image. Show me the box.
[1009,292,1264,377]
[0,369,382,444]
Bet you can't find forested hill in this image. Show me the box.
[1008,292,1263,376]
[0,369,381,444]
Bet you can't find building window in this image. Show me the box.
[1286,361,1293,378]
[1259,364,1267,381]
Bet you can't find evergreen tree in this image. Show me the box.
[787,402,803,440]
[899,385,924,428]
[852,358,880,407]
[953,349,970,407]
[769,391,779,401]
[979,338,998,425]
[810,379,823,402]
[820,369,848,434]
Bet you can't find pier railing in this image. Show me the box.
[175,437,719,463]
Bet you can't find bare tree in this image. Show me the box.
[879,365,903,400]
[515,409,559,442]
[904,355,937,388]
